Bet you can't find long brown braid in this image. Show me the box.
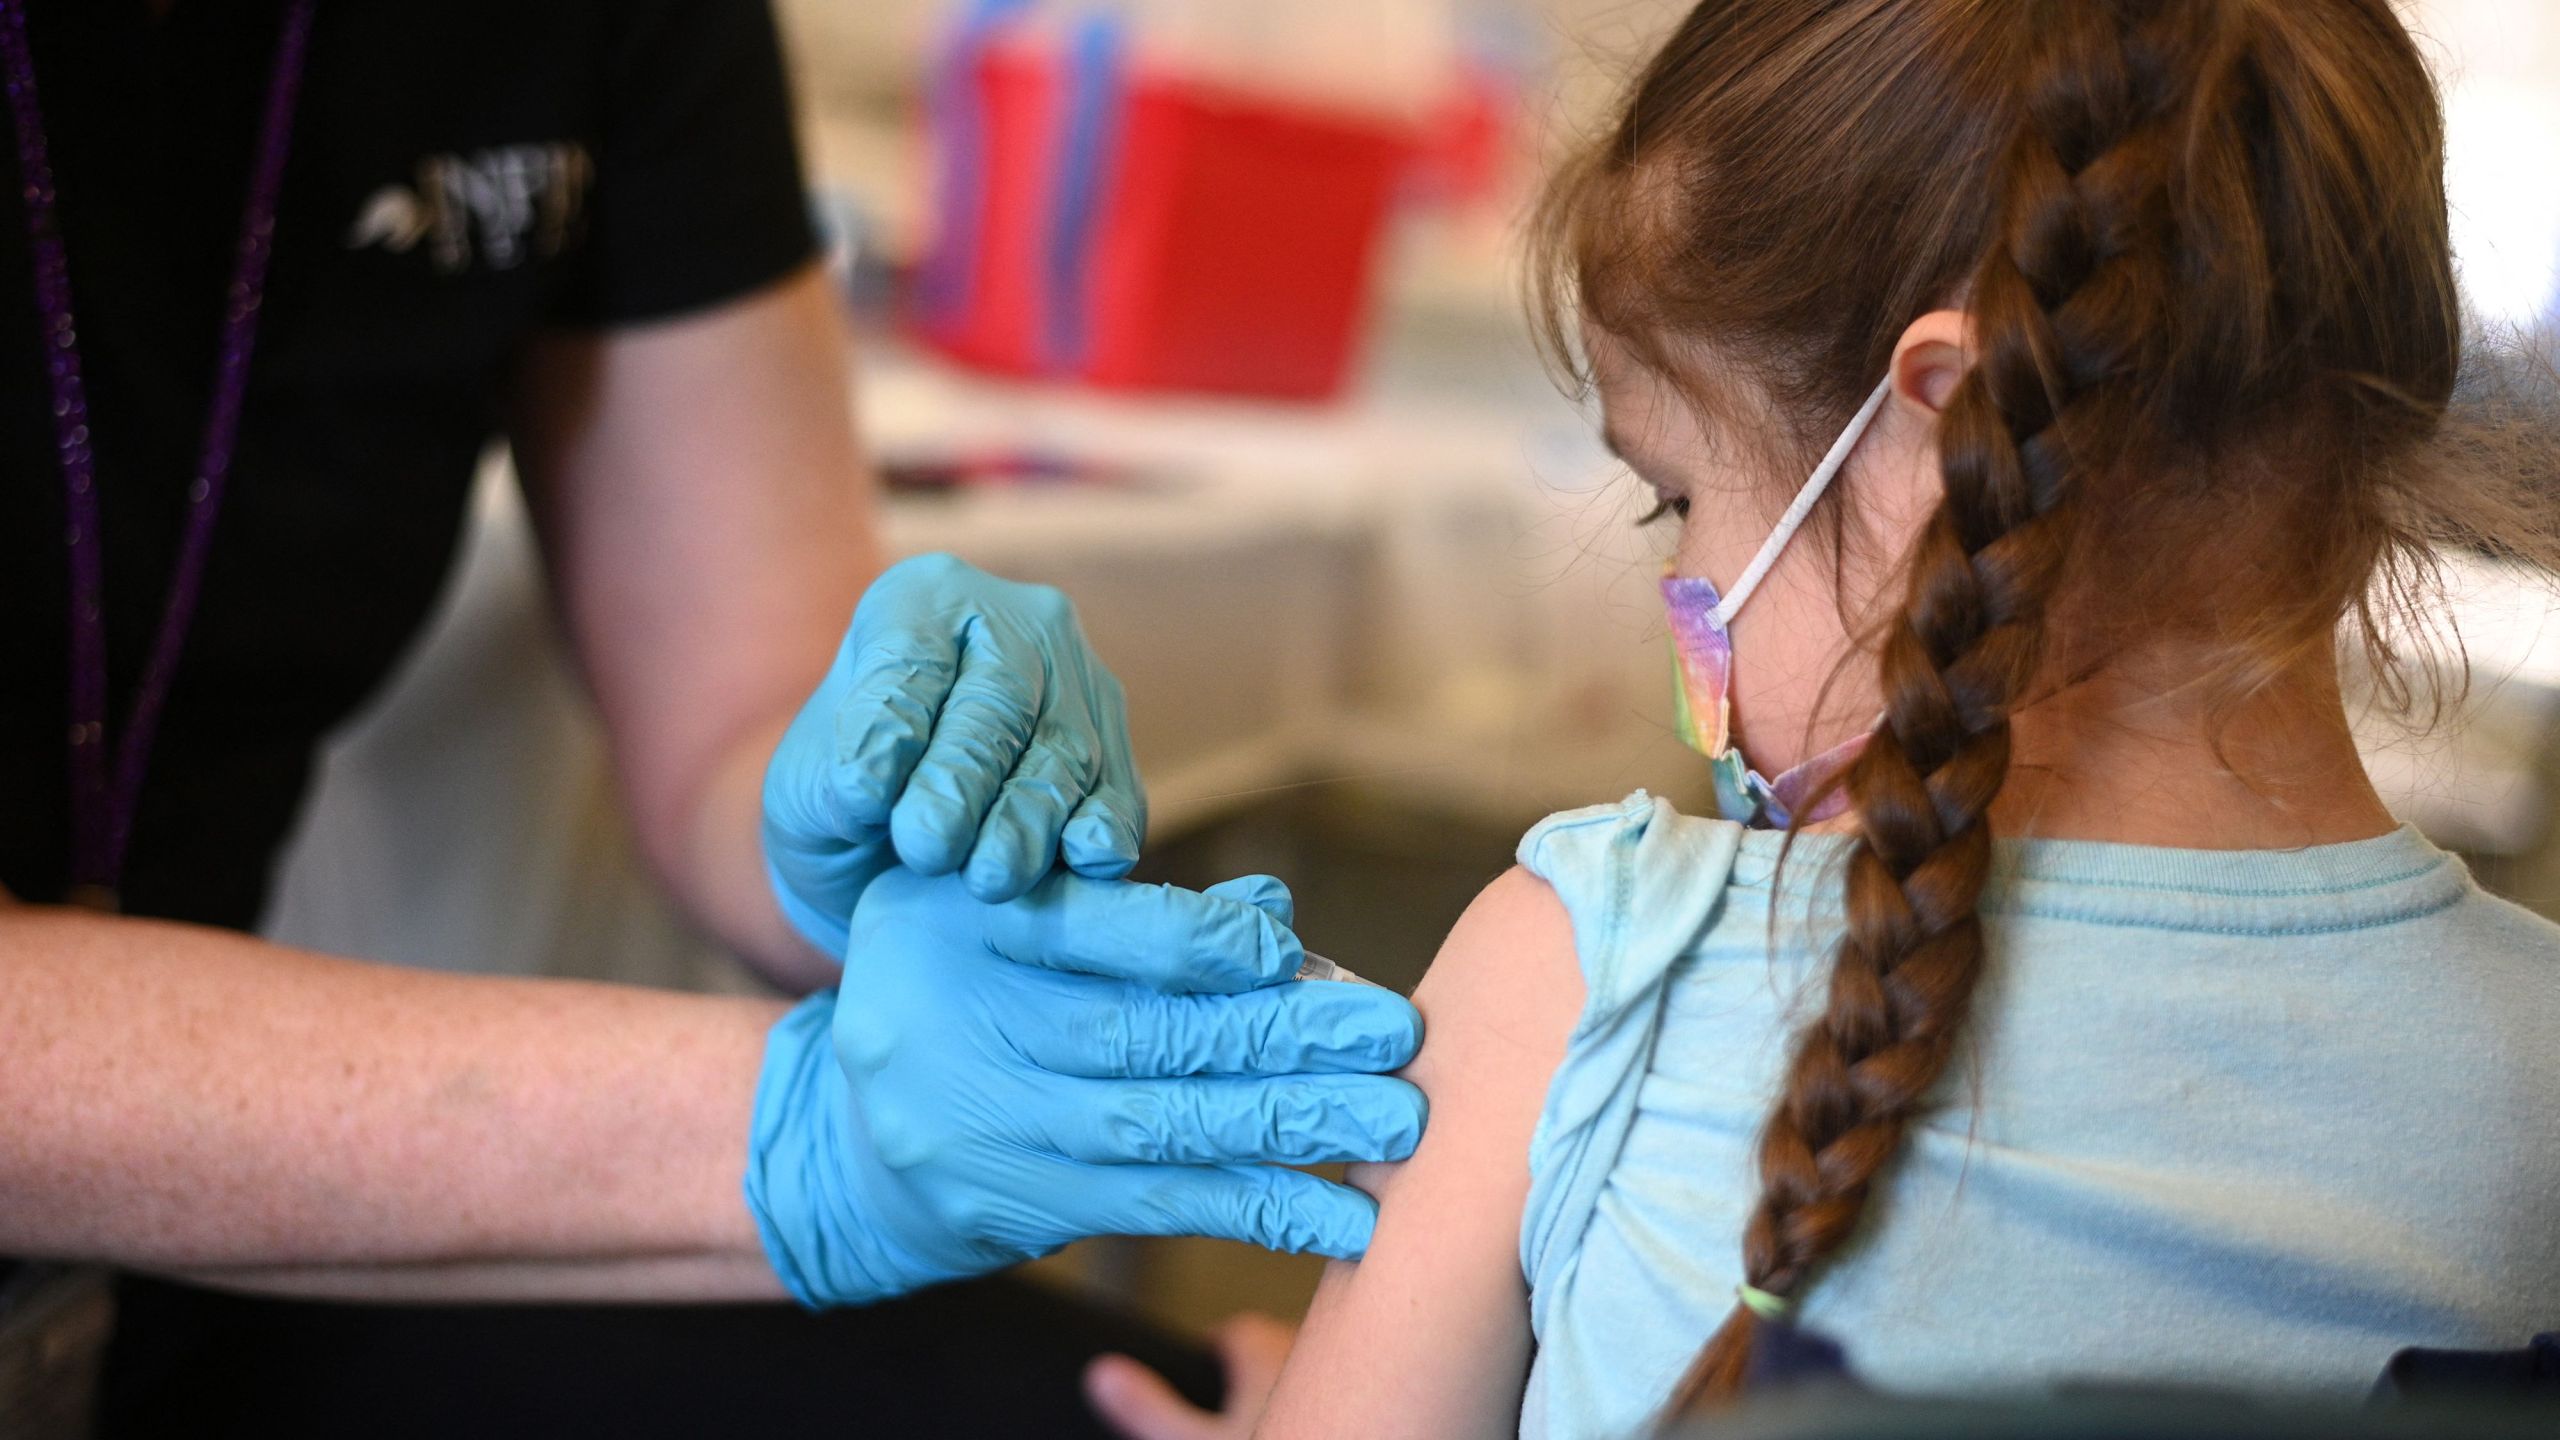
[1669,0,2205,1401]
[1531,0,2534,1416]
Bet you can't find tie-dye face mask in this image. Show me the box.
[1665,378,1892,828]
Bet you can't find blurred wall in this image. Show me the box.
[777,0,2557,328]
[2407,0,2560,328]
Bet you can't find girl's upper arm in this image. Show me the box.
[1256,865,1587,1440]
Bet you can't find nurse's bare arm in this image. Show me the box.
[0,903,790,1301]
[1253,868,1584,1440]
[509,262,877,993]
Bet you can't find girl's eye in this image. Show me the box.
[1636,494,1692,527]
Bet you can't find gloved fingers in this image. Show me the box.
[1202,874,1293,931]
[962,737,1093,903]
[889,619,1043,875]
[1017,976,1420,1078]
[1060,788,1145,880]
[820,639,962,836]
[1060,1161,1382,1260]
[988,872,1303,993]
[1048,1074,1426,1168]
[762,702,900,955]
[1059,669,1146,879]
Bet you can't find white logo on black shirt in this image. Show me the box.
[348,143,593,274]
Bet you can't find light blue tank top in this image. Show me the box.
[1516,792,2560,1439]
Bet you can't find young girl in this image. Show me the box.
[1082,1,2560,1437]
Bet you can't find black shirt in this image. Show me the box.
[0,0,817,927]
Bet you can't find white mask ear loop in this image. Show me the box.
[1708,377,1896,628]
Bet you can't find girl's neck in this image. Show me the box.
[1985,653,2398,851]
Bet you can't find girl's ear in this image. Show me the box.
[1891,309,1972,413]
[1851,310,1970,608]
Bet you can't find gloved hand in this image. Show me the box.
[743,867,1426,1307]
[762,554,1145,955]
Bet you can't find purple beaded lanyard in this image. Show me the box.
[1,0,316,908]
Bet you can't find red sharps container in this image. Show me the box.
[908,7,1419,402]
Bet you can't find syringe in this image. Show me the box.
[1293,950,1376,986]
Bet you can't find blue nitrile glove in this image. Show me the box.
[762,554,1146,955]
[742,867,1426,1306]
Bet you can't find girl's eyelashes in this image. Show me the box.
[1637,493,1693,527]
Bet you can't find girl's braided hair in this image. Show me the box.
[1533,0,2555,1411]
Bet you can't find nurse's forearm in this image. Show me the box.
[0,906,789,1297]
[670,709,841,994]
[509,264,876,996]
[173,1252,784,1304]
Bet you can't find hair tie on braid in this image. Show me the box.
[1735,1283,1794,1322]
